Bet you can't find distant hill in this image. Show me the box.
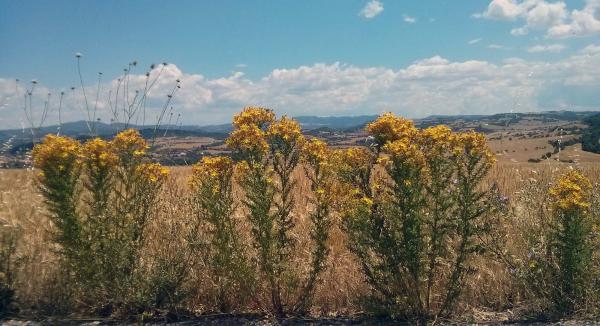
[2,111,599,149]
[294,115,378,130]
[582,112,600,154]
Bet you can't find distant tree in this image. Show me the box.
[581,113,600,154]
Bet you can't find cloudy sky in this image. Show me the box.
[0,0,599,129]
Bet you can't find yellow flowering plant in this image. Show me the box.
[340,113,501,319]
[189,156,253,311]
[232,106,275,129]
[547,170,594,313]
[32,135,82,266]
[111,128,148,159]
[293,138,336,313]
[365,112,417,149]
[32,129,171,310]
[549,170,592,212]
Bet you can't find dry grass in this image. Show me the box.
[1,158,599,317]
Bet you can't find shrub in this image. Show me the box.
[510,169,599,317]
[32,130,169,313]
[548,170,594,313]
[340,113,499,320]
[294,138,337,313]
[189,156,253,312]
[227,107,335,316]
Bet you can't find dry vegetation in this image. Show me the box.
[0,109,599,323]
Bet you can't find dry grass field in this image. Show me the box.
[1,155,599,320]
[0,111,598,322]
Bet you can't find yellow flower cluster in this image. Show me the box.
[366,113,417,147]
[190,156,233,191]
[112,129,148,157]
[232,106,275,128]
[32,135,81,172]
[454,131,496,165]
[337,147,373,172]
[302,138,329,165]
[82,138,118,169]
[420,125,456,152]
[267,116,304,144]
[136,162,169,183]
[226,123,270,154]
[382,138,427,169]
[549,170,592,212]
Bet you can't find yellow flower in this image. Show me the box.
[32,135,81,173]
[303,137,330,166]
[340,147,373,170]
[190,156,233,190]
[234,160,250,179]
[382,138,427,169]
[232,106,275,128]
[420,125,456,152]
[366,113,417,147]
[82,138,118,169]
[136,162,169,183]
[226,124,269,154]
[267,116,304,144]
[454,131,496,166]
[361,196,374,206]
[111,129,148,157]
[548,170,592,212]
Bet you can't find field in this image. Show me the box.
[1,111,599,323]
[1,160,599,320]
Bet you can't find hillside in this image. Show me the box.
[1,110,599,167]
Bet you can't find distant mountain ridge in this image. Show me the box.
[2,111,599,147]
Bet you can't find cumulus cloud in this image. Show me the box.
[476,0,600,38]
[548,0,600,38]
[2,46,600,129]
[359,0,384,19]
[528,43,566,52]
[468,38,483,45]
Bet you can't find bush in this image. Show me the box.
[548,170,595,313]
[339,113,501,320]
[189,156,253,312]
[32,130,169,313]
[226,107,335,316]
[511,169,600,317]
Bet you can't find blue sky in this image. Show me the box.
[1,0,599,128]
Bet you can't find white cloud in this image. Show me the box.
[476,0,600,38]
[403,14,417,24]
[510,27,529,35]
[528,43,566,52]
[359,0,384,19]
[2,46,600,129]
[468,38,483,45]
[479,0,525,20]
[547,0,600,38]
[488,44,507,49]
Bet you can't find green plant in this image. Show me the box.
[548,170,594,313]
[340,113,499,320]
[32,130,169,313]
[294,138,336,313]
[189,156,253,312]
[227,107,337,316]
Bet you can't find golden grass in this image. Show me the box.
[1,159,599,316]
